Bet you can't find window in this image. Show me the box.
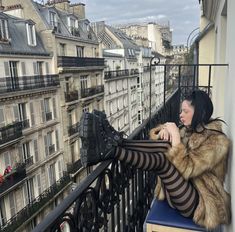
[26,23,36,46]
[0,198,6,226]
[60,43,66,56]
[49,12,57,27]
[4,151,12,167]
[36,174,42,195]
[48,163,56,185]
[22,142,32,164]
[9,192,16,217]
[24,178,35,204]
[0,108,5,128]
[80,75,88,90]
[41,98,52,122]
[0,19,9,41]
[29,102,35,126]
[44,131,55,156]
[76,46,84,57]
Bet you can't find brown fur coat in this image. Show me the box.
[149,121,231,230]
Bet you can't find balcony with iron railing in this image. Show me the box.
[0,121,25,146]
[64,90,79,102]
[45,112,53,121]
[68,122,80,137]
[67,159,83,175]
[48,144,55,155]
[57,56,105,68]
[0,163,26,196]
[80,85,104,98]
[30,63,228,231]
[104,69,129,80]
[0,173,71,232]
[0,75,59,95]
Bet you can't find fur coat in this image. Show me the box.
[149,120,231,230]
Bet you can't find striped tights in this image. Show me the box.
[115,139,199,218]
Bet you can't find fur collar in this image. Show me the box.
[180,120,224,150]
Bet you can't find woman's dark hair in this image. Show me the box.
[183,90,214,132]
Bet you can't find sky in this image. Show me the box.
[70,0,200,45]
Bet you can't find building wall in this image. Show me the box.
[199,1,235,231]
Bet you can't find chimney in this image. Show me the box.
[69,2,85,19]
[0,0,4,12]
[47,0,70,12]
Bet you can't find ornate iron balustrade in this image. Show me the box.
[57,56,105,67]
[0,75,59,94]
[0,173,71,232]
[21,119,30,129]
[32,63,229,232]
[67,160,82,175]
[130,68,139,75]
[68,122,80,137]
[64,90,79,102]
[32,90,180,232]
[80,85,104,98]
[0,121,23,145]
[104,69,129,79]
[45,112,53,121]
[25,156,34,168]
[48,144,55,155]
[0,163,26,195]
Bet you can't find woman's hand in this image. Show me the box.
[164,122,181,146]
[158,127,171,141]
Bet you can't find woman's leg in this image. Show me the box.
[115,146,198,218]
[79,112,199,218]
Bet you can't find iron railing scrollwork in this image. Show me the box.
[31,63,228,232]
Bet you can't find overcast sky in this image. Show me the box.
[70,0,200,45]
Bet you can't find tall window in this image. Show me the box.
[48,163,56,185]
[80,75,88,90]
[44,131,54,156]
[0,108,5,128]
[60,43,66,56]
[26,23,36,46]
[76,46,84,57]
[49,12,56,26]
[0,19,9,41]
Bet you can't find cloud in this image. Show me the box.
[71,0,200,45]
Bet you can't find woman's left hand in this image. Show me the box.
[164,122,181,146]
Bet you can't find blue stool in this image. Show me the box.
[145,199,207,232]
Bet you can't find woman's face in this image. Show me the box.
[180,100,195,127]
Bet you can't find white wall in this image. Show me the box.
[223,0,235,231]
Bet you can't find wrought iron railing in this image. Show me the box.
[68,122,80,136]
[31,90,179,232]
[104,69,129,79]
[0,173,71,232]
[3,64,224,232]
[57,56,105,67]
[81,85,104,98]
[67,160,83,175]
[0,163,26,195]
[0,121,23,145]
[0,75,59,94]
[45,112,53,121]
[64,90,79,102]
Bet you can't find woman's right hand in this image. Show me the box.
[158,127,171,141]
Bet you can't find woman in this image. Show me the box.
[79,90,230,230]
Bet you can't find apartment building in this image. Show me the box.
[0,11,67,232]
[92,21,139,134]
[3,0,105,172]
[117,22,173,56]
[0,0,105,231]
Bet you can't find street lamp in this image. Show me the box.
[149,56,160,125]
